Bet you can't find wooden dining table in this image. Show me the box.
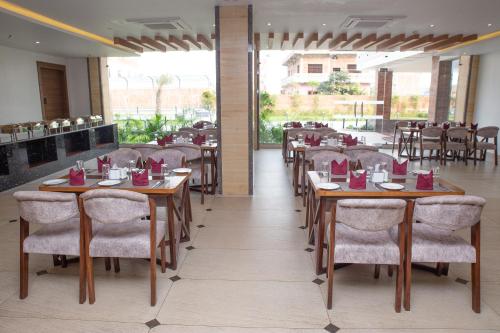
[305,170,465,275]
[39,171,192,270]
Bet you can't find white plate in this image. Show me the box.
[173,168,192,174]
[317,183,340,190]
[43,179,67,186]
[379,183,405,191]
[97,180,121,186]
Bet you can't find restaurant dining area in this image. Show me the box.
[1,0,500,332]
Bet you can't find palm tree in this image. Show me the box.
[155,74,172,114]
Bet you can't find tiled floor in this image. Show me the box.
[1,149,500,332]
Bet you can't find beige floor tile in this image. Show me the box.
[0,317,149,333]
[201,209,303,229]
[179,249,315,282]
[156,279,329,328]
[193,226,306,250]
[0,271,20,304]
[152,325,326,333]
[0,272,172,323]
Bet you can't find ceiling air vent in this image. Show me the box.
[340,16,405,29]
[125,17,191,31]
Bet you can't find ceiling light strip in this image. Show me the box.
[0,0,114,46]
[439,30,500,53]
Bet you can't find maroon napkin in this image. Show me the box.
[410,121,417,128]
[417,123,426,129]
[416,171,433,190]
[193,121,204,129]
[193,134,206,145]
[132,170,149,186]
[432,122,438,127]
[292,122,302,128]
[69,168,84,186]
[304,135,312,144]
[97,156,110,173]
[459,122,466,127]
[157,137,166,146]
[392,159,408,175]
[443,122,450,130]
[310,137,321,147]
[331,159,348,175]
[471,123,478,130]
[314,122,327,128]
[349,171,366,190]
[148,158,164,173]
[345,136,358,146]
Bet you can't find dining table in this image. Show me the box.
[305,170,465,276]
[39,170,192,270]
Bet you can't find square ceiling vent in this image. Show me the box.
[340,16,405,29]
[125,17,191,31]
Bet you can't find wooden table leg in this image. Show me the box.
[166,195,177,270]
[293,151,299,196]
[404,200,414,311]
[211,151,216,194]
[200,150,205,205]
[301,151,306,206]
[315,197,326,275]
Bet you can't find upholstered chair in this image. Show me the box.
[81,189,167,306]
[14,191,85,303]
[393,120,410,154]
[344,145,379,160]
[107,148,142,168]
[419,127,444,165]
[472,126,498,165]
[309,151,349,171]
[400,195,485,312]
[178,127,199,135]
[326,199,407,312]
[444,127,469,165]
[356,152,394,173]
[120,144,162,161]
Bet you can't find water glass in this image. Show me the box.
[173,134,177,143]
[433,166,440,183]
[319,161,330,182]
[101,164,110,180]
[208,134,214,145]
[189,134,194,143]
[76,160,84,170]
[367,166,374,181]
[298,134,304,145]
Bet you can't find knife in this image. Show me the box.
[151,180,164,189]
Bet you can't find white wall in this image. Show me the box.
[0,45,90,124]
[475,50,500,127]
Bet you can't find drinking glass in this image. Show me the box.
[209,134,214,145]
[320,161,330,182]
[367,166,374,181]
[101,164,110,180]
[407,121,411,127]
[189,134,194,143]
[298,134,304,145]
[433,166,440,183]
[173,134,177,143]
[76,160,84,170]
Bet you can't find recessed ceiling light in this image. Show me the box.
[487,23,492,27]
[429,24,435,28]
[267,22,271,26]
[34,41,40,44]
[322,23,326,26]
[212,23,216,27]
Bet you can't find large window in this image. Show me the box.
[391,71,431,120]
[307,64,323,73]
[448,59,460,121]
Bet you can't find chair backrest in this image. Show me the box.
[413,195,485,233]
[476,126,499,139]
[120,144,162,160]
[178,127,199,134]
[311,151,350,171]
[148,149,186,169]
[395,121,409,129]
[81,189,150,224]
[421,127,443,140]
[14,191,79,224]
[336,199,406,231]
[305,146,342,161]
[164,143,201,161]
[446,127,468,140]
[107,148,142,168]
[344,145,379,160]
[199,129,217,138]
[356,152,394,172]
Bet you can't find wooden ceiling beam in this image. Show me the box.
[183,34,201,49]
[114,37,143,53]
[127,36,154,50]
[352,33,376,50]
[304,32,319,50]
[400,34,434,51]
[292,32,304,47]
[328,32,347,49]
[140,36,166,52]
[340,33,362,49]
[317,32,333,48]
[268,32,274,49]
[424,34,464,52]
[155,35,178,50]
[363,33,390,49]
[281,32,289,49]
[196,34,213,50]
[397,34,420,48]
[169,35,190,51]
[376,34,405,51]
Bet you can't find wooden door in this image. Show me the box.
[37,62,70,120]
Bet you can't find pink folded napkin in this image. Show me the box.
[157,137,166,146]
[69,168,85,186]
[148,158,164,173]
[432,122,438,127]
[132,169,149,186]
[344,135,358,146]
[292,122,302,128]
[349,171,366,190]
[417,123,426,129]
[416,171,433,190]
[471,123,478,130]
[314,122,328,128]
[459,122,466,127]
[443,122,450,130]
[410,121,417,128]
[392,159,408,175]
[193,134,206,145]
[331,159,348,175]
[97,156,110,173]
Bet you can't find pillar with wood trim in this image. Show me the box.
[215,5,254,195]
[428,56,452,123]
[87,57,112,124]
[375,68,393,132]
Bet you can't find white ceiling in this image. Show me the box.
[1,0,499,57]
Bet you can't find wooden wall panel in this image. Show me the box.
[87,57,103,116]
[99,57,112,124]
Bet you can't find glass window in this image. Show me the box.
[308,64,323,73]
[448,59,460,121]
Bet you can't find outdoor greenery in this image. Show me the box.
[259,91,283,144]
[201,90,216,122]
[391,95,429,120]
[317,71,364,95]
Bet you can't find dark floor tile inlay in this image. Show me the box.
[295,209,302,212]
[313,278,324,285]
[299,226,306,229]
[197,224,206,228]
[145,319,160,329]
[36,270,48,276]
[206,208,212,211]
[324,323,340,333]
[305,248,314,252]
[9,219,17,223]
[169,275,181,282]
[186,246,195,251]
[456,277,469,285]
